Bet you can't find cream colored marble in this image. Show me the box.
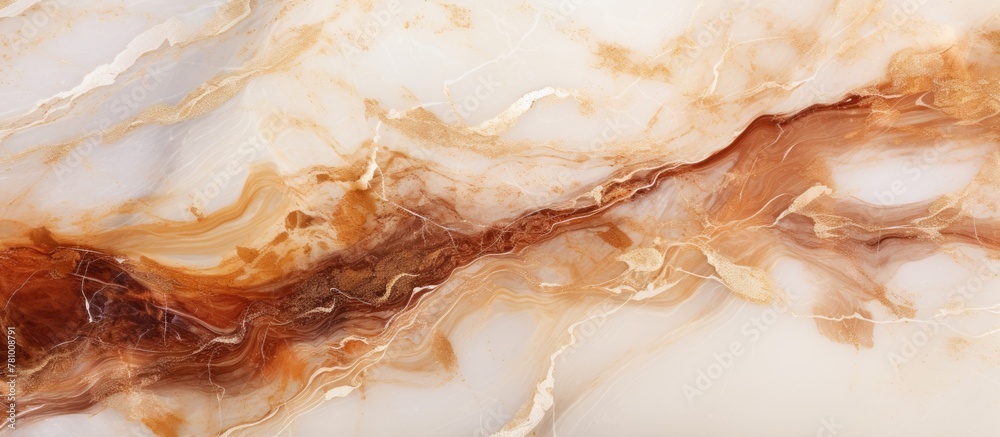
[2,0,1000,436]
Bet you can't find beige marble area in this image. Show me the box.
[0,0,999,436]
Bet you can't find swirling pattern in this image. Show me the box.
[2,0,1000,435]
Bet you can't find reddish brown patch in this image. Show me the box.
[333,190,376,245]
[27,227,58,249]
[141,412,182,437]
[49,249,81,278]
[432,330,458,373]
[597,224,634,250]
[236,246,260,263]
[270,232,289,245]
[285,210,317,230]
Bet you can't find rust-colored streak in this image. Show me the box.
[597,224,634,250]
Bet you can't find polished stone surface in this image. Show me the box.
[2,0,1000,435]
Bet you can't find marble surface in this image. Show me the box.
[2,0,1000,435]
